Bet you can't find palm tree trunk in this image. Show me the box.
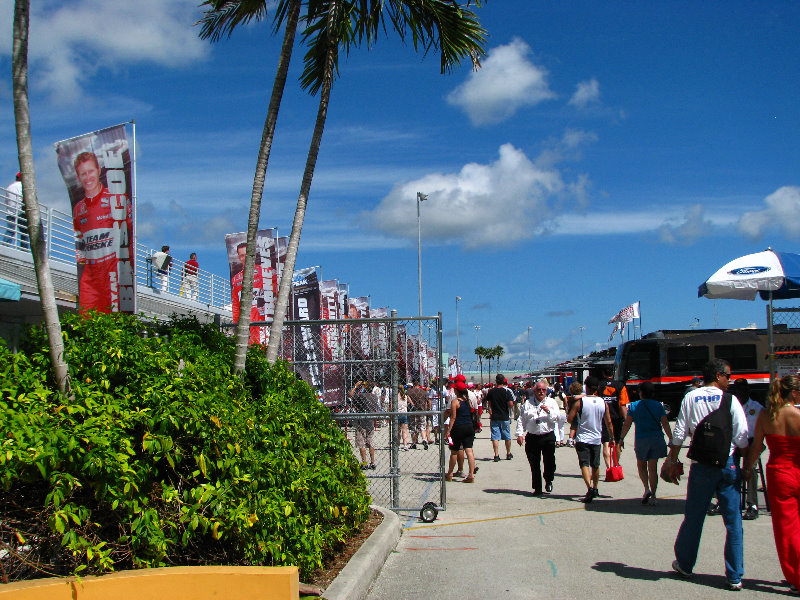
[266,3,339,363]
[232,0,301,374]
[12,0,70,395]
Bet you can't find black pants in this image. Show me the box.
[525,431,556,492]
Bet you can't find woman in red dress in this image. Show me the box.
[744,374,800,593]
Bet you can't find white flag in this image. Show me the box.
[608,301,640,324]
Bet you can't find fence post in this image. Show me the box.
[390,310,400,510]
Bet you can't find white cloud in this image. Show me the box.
[446,38,556,126]
[569,78,600,109]
[658,204,715,245]
[366,139,594,249]
[3,0,208,104]
[738,186,800,239]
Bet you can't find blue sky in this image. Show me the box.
[2,1,799,371]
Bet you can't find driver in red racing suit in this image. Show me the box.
[72,152,133,313]
[231,242,269,345]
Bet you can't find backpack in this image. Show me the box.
[686,392,733,467]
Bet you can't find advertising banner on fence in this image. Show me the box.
[292,267,322,389]
[54,123,134,313]
[225,228,277,345]
[319,279,344,405]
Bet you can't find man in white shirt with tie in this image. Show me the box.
[516,379,561,495]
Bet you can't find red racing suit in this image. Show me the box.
[231,265,269,345]
[73,188,133,313]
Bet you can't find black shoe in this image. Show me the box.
[707,502,720,516]
[592,487,599,498]
[493,456,501,462]
[743,505,759,520]
[474,466,480,473]
[580,490,594,503]
[409,443,417,449]
[545,481,553,493]
[423,441,429,450]
[532,490,543,496]
[641,491,652,505]
[506,453,513,460]
[369,463,376,470]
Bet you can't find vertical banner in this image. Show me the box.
[320,279,344,405]
[54,124,134,313]
[370,307,389,383]
[225,228,277,346]
[292,267,322,390]
[397,324,410,385]
[348,296,370,381]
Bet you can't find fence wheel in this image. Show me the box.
[419,502,438,523]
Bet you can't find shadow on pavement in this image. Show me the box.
[584,497,685,515]
[591,562,794,595]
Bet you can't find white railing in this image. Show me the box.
[1,186,231,309]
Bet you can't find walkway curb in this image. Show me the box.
[323,505,401,600]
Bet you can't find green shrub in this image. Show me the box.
[0,312,369,581]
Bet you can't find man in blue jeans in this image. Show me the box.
[486,373,514,461]
[662,359,749,591]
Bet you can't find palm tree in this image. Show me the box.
[12,0,70,394]
[264,0,487,362]
[474,345,487,385]
[492,344,504,376]
[198,0,303,374]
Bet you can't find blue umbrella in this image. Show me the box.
[698,248,800,378]
[698,249,800,300]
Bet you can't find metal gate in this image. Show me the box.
[275,312,447,519]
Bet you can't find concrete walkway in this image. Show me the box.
[364,423,789,600]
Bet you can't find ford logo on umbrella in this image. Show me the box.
[729,266,770,275]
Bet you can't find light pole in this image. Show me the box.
[416,192,427,318]
[456,296,461,366]
[416,192,427,383]
[579,326,585,357]
[527,326,532,373]
[474,324,480,348]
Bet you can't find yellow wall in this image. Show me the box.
[0,566,298,600]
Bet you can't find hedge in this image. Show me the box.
[0,312,369,582]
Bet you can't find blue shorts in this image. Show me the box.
[490,419,511,441]
[634,435,668,461]
[398,414,408,425]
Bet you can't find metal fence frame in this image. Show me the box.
[245,313,447,517]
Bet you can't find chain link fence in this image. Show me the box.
[771,306,800,376]
[262,314,447,518]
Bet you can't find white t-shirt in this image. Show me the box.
[742,398,763,437]
[670,385,749,456]
[575,395,606,445]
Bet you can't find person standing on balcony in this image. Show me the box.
[4,172,28,249]
[182,252,199,301]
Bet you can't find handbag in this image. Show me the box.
[605,443,624,482]
[471,406,482,433]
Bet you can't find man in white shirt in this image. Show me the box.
[664,359,749,591]
[516,380,561,495]
[568,376,614,503]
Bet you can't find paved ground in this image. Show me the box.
[365,418,790,600]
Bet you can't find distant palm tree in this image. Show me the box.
[474,345,487,384]
[492,344,504,378]
[266,0,486,363]
[12,0,70,394]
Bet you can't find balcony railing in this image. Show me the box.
[1,186,231,309]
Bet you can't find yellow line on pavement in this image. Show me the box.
[404,492,686,531]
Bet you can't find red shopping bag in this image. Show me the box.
[606,443,624,482]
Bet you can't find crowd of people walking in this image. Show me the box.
[349,360,800,594]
